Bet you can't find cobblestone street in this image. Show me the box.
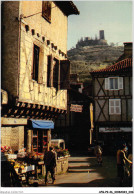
[36,156,124,187]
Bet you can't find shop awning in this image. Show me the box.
[30,119,54,129]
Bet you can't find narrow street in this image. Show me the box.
[38,155,120,187]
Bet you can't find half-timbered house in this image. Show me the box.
[1,1,79,153]
[90,42,133,152]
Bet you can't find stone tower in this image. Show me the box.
[99,30,105,40]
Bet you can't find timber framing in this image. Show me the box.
[1,100,67,120]
[90,57,132,125]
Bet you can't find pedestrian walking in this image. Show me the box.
[117,143,132,186]
[94,145,103,165]
[44,146,56,185]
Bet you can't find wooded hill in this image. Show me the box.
[67,45,124,83]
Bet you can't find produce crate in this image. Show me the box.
[25,165,35,172]
[6,154,17,160]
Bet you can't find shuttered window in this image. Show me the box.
[42,1,51,23]
[109,99,121,115]
[60,60,70,89]
[47,57,70,90]
[105,77,123,90]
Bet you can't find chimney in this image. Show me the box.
[124,42,132,58]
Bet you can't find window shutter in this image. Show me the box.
[109,99,114,114]
[42,1,51,22]
[47,55,52,87]
[60,60,70,89]
[118,77,123,89]
[105,78,109,90]
[38,51,43,84]
[53,59,59,90]
[116,99,121,114]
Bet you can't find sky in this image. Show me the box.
[67,0,133,50]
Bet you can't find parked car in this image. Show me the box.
[51,139,65,149]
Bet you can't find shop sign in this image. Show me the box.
[70,104,83,112]
[99,127,132,133]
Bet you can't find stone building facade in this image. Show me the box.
[1,1,79,153]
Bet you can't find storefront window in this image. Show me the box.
[33,130,38,152]
[32,130,48,152]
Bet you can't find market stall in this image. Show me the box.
[1,120,70,186]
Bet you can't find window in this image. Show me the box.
[53,58,59,90]
[42,1,51,23]
[32,130,48,153]
[47,55,52,87]
[60,60,70,89]
[109,78,118,89]
[47,56,60,90]
[47,57,70,90]
[32,45,40,82]
[105,77,123,90]
[109,99,121,115]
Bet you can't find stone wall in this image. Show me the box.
[2,1,68,110]
[20,1,67,53]
[1,1,20,97]
[56,157,69,174]
[1,126,24,152]
[19,22,67,109]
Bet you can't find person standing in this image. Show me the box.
[44,146,56,185]
[117,143,132,186]
[94,145,103,165]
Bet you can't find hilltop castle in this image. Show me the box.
[76,30,108,48]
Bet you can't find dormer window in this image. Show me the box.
[42,1,51,23]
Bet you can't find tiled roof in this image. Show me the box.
[90,58,132,74]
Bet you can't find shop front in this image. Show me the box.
[25,119,54,153]
[98,126,132,155]
[1,119,70,186]
[1,119,54,186]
